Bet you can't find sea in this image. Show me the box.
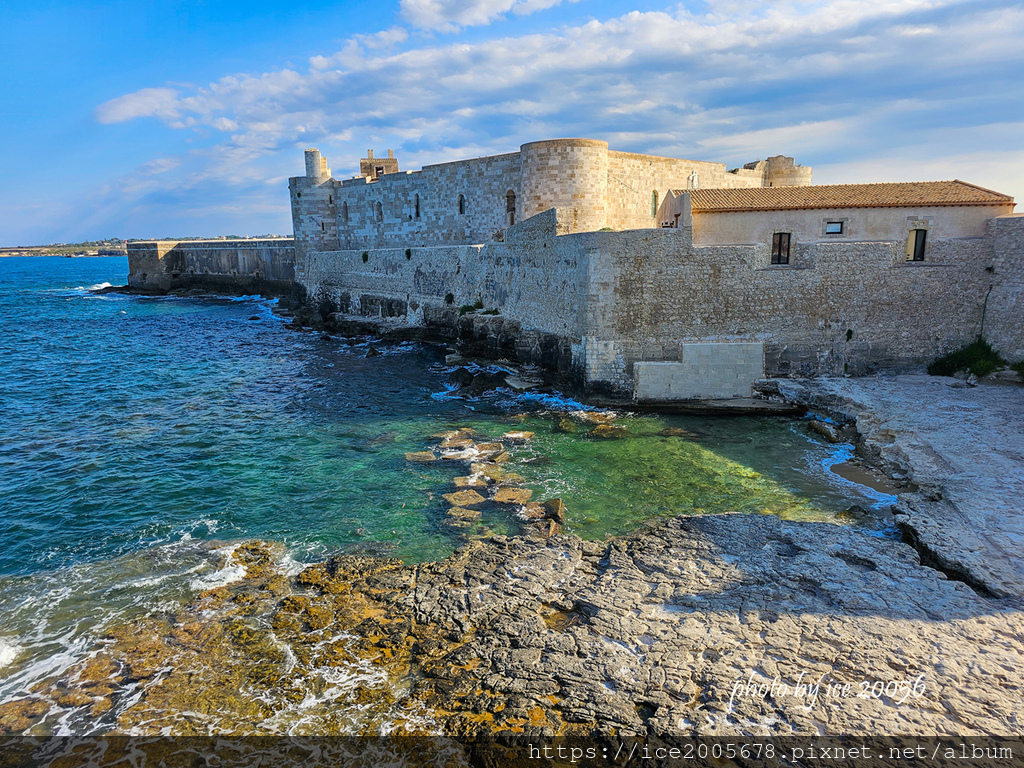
[0,256,895,737]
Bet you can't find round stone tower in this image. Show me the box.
[519,139,609,232]
[304,148,331,183]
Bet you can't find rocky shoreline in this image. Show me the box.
[39,286,1019,750]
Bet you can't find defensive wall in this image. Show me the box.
[290,141,810,260]
[300,209,1024,399]
[126,238,296,295]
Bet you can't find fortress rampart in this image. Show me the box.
[289,140,811,261]
[300,208,1024,397]
[126,238,295,295]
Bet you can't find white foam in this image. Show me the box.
[0,637,22,670]
[87,282,113,291]
[190,563,246,591]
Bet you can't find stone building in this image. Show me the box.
[128,138,1022,403]
[289,140,811,261]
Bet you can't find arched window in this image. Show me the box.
[342,201,349,224]
[506,190,516,226]
[651,190,659,217]
[376,201,383,222]
[414,193,420,219]
[458,194,465,215]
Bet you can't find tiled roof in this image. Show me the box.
[682,181,1014,212]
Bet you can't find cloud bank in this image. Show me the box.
[81,0,1023,239]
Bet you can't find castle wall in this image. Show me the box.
[576,228,996,393]
[301,208,587,341]
[297,205,1011,398]
[127,239,295,295]
[985,214,1024,361]
[289,142,813,256]
[689,203,1015,246]
[605,152,765,231]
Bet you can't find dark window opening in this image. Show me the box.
[771,232,791,264]
[328,195,333,205]
[506,190,516,226]
[908,229,927,261]
[321,221,325,232]
[376,201,383,222]
[825,221,843,235]
[651,190,658,217]
[458,194,465,215]
[342,201,349,224]
[375,165,384,177]
[415,193,420,219]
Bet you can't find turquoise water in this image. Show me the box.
[0,256,893,733]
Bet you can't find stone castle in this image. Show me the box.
[128,138,1022,401]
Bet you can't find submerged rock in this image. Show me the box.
[501,431,534,444]
[808,418,846,443]
[590,424,629,439]
[405,451,438,463]
[442,489,487,507]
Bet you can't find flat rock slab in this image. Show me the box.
[395,513,1024,739]
[442,489,487,507]
[767,376,1024,600]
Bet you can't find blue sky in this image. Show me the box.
[1,0,1021,244]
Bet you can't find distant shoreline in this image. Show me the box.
[0,253,127,258]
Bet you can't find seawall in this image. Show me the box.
[127,239,296,296]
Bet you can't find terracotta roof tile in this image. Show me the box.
[683,181,1014,212]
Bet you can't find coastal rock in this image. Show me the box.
[453,475,488,490]
[405,451,437,463]
[590,424,628,439]
[492,487,533,505]
[442,490,487,507]
[501,431,534,443]
[445,507,482,527]
[473,442,505,458]
[541,498,566,525]
[808,418,846,443]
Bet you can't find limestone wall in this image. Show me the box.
[690,203,1015,246]
[985,214,1024,361]
[301,208,587,340]
[606,151,766,232]
[127,239,295,294]
[574,227,996,392]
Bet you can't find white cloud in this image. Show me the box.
[65,0,1024,240]
[399,0,576,30]
[95,87,181,124]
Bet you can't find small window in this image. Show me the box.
[907,229,927,261]
[458,194,465,215]
[375,201,383,222]
[414,193,420,219]
[651,190,658,217]
[506,190,516,225]
[825,221,843,235]
[342,201,349,224]
[771,232,791,264]
[321,221,325,232]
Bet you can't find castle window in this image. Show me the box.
[458,194,465,215]
[907,229,927,261]
[825,221,843,235]
[342,201,349,224]
[506,190,516,226]
[415,193,420,219]
[376,201,383,222]
[321,222,325,232]
[651,190,658,217]
[328,195,333,205]
[771,232,791,264]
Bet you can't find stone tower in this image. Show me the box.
[359,149,399,181]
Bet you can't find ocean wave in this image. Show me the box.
[0,637,22,670]
[189,545,248,591]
